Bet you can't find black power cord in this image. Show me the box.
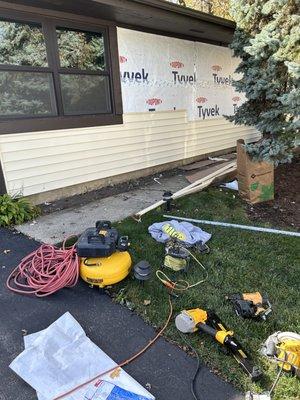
[179,333,202,400]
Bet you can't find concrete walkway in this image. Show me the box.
[17,175,188,244]
[1,227,242,400]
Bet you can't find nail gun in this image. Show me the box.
[175,308,262,381]
[226,292,272,321]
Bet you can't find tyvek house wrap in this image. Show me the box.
[117,27,244,121]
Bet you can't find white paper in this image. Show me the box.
[10,312,154,400]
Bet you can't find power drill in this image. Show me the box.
[175,308,262,381]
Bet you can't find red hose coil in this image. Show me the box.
[6,239,79,297]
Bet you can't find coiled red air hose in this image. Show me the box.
[6,239,79,297]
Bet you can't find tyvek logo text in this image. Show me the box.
[170,60,196,84]
[119,56,149,83]
[211,65,232,85]
[196,97,220,119]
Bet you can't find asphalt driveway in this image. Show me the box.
[0,227,242,400]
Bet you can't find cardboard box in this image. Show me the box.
[237,139,274,204]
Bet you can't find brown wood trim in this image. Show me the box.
[107,25,123,116]
[0,2,116,27]
[0,158,7,195]
[0,64,51,72]
[0,114,123,135]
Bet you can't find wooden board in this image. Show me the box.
[180,159,219,171]
[181,153,236,171]
[185,161,235,184]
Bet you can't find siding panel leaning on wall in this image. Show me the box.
[0,111,259,197]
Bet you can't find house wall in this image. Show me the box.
[0,110,259,198]
[117,28,244,119]
[0,27,260,200]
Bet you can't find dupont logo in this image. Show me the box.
[232,96,241,102]
[211,65,222,72]
[211,65,232,85]
[119,56,127,63]
[196,97,207,104]
[170,61,184,68]
[146,98,162,106]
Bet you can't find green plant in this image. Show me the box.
[0,194,39,226]
[227,0,299,166]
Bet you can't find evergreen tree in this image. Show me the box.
[227,0,300,165]
[169,0,231,19]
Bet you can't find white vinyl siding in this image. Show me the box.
[0,110,260,196]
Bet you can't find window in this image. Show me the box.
[0,20,56,118]
[0,12,122,133]
[56,28,105,71]
[56,28,111,115]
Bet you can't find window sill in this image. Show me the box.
[0,114,123,134]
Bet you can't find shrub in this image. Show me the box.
[0,194,39,226]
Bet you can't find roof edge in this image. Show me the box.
[130,0,235,29]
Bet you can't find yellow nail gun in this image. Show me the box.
[175,308,262,381]
[226,292,272,321]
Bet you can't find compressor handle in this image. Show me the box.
[96,220,111,230]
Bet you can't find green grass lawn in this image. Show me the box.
[112,187,300,400]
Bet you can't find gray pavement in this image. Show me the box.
[0,227,242,400]
[16,175,188,244]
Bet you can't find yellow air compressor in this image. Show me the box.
[76,220,132,288]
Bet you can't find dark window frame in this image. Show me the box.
[0,9,123,134]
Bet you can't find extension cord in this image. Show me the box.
[6,240,79,297]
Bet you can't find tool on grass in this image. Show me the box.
[261,331,300,376]
[245,332,300,400]
[226,292,272,321]
[175,308,262,381]
[164,240,190,272]
[77,220,132,288]
[156,244,208,292]
[133,260,152,283]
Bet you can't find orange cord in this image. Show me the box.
[54,295,173,399]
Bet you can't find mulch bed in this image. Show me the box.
[247,155,300,229]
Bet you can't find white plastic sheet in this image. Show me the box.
[220,180,239,191]
[10,312,154,400]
